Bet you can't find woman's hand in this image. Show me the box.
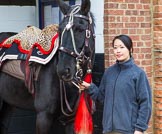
[134,130,143,134]
[79,81,91,91]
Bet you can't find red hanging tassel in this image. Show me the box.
[74,73,93,134]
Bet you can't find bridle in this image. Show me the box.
[59,5,95,86]
[58,5,95,119]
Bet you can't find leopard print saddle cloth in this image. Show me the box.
[0,24,59,65]
[2,24,58,54]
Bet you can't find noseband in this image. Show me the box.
[59,5,95,85]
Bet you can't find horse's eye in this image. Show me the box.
[79,19,85,25]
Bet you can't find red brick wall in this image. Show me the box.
[104,0,153,133]
[153,0,162,133]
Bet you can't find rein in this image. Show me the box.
[60,80,81,117]
[59,5,95,118]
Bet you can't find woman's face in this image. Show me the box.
[113,39,130,62]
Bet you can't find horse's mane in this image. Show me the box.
[90,12,95,28]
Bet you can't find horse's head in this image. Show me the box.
[56,0,95,83]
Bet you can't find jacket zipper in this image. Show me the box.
[112,66,121,130]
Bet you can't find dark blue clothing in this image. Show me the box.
[87,58,152,134]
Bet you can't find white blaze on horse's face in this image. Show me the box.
[56,0,93,82]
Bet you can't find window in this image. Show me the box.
[0,0,36,6]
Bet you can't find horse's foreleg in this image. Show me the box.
[36,111,53,134]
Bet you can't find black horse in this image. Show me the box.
[0,0,95,134]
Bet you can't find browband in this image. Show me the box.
[64,14,89,21]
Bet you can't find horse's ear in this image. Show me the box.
[56,0,70,15]
[80,0,91,15]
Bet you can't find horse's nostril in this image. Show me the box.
[62,68,70,78]
[60,68,72,81]
[65,68,70,74]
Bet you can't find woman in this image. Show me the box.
[80,35,152,134]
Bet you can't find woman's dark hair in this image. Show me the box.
[112,34,133,56]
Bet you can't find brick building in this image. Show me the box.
[1,0,162,134]
[104,0,162,133]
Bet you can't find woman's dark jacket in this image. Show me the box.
[87,58,152,134]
